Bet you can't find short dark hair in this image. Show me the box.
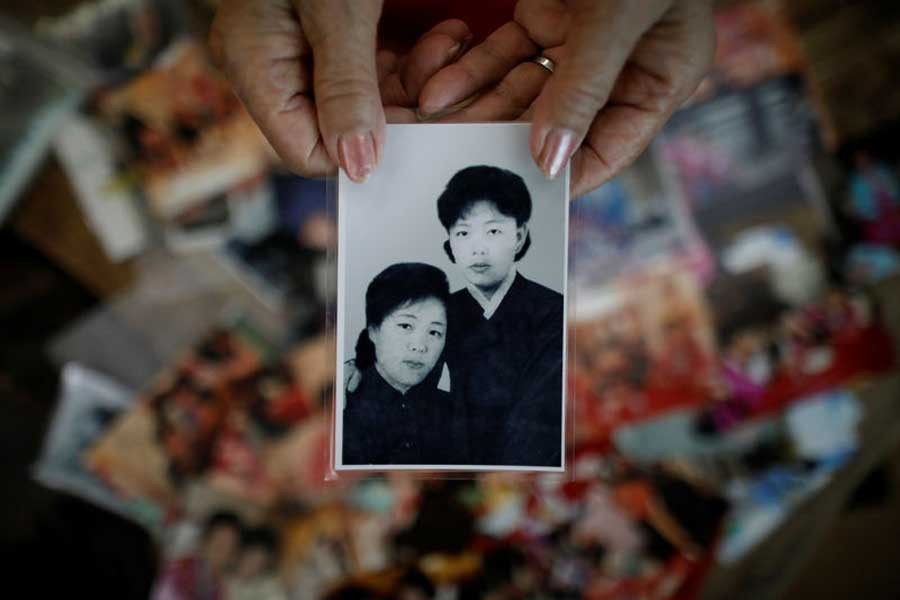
[355,263,450,370]
[437,165,532,262]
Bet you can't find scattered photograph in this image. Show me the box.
[94,40,270,219]
[569,144,703,288]
[85,322,316,510]
[33,363,163,530]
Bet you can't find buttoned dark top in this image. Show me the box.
[342,367,464,465]
[446,273,564,467]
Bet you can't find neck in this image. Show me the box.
[477,282,501,301]
[375,362,410,394]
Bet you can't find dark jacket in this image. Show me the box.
[446,273,563,467]
[342,367,465,465]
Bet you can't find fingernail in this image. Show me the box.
[338,133,376,182]
[446,34,472,63]
[539,129,578,179]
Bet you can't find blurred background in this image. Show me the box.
[2,0,900,599]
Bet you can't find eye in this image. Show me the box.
[488,228,502,235]
[396,322,412,331]
[454,230,468,238]
[429,330,444,339]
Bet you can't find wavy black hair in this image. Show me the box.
[354,263,450,370]
[436,165,532,263]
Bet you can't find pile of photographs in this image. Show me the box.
[567,0,898,569]
[29,1,900,598]
[49,32,335,319]
[36,319,733,599]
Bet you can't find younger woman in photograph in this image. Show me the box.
[437,165,564,467]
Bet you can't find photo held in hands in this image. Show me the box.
[335,123,568,471]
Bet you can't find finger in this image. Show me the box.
[348,370,361,393]
[378,49,409,106]
[296,0,385,183]
[570,105,663,198]
[385,106,419,123]
[513,0,571,48]
[529,0,672,179]
[610,3,716,113]
[377,49,398,84]
[401,19,472,101]
[211,0,333,176]
[379,20,472,108]
[418,21,538,118]
[435,46,564,123]
[571,2,716,196]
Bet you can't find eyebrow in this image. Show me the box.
[453,218,506,227]
[395,313,418,320]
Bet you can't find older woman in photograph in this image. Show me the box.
[342,262,465,466]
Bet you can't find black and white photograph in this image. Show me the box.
[335,123,568,472]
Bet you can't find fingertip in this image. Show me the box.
[417,82,443,117]
[530,79,592,179]
[337,131,378,183]
[385,106,418,123]
[314,77,386,181]
[402,22,474,107]
[418,67,468,117]
[425,18,472,44]
[529,121,548,169]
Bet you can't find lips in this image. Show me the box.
[403,360,426,370]
[469,263,491,273]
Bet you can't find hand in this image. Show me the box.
[344,360,361,394]
[210,0,471,182]
[419,0,716,197]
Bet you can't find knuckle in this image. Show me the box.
[492,79,532,114]
[556,78,609,126]
[454,61,484,90]
[316,74,375,105]
[476,41,508,71]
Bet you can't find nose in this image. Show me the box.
[408,334,428,354]
[470,233,487,255]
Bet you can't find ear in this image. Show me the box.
[515,224,529,253]
[367,324,378,341]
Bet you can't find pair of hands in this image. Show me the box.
[210,0,715,197]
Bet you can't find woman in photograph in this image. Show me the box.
[437,165,564,467]
[342,262,465,465]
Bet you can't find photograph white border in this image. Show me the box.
[334,123,569,472]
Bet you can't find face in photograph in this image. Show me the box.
[447,201,527,298]
[368,297,447,393]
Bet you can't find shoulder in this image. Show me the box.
[345,371,381,415]
[449,287,472,307]
[513,274,563,313]
[448,288,481,322]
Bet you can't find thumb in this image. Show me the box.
[529,0,670,179]
[296,0,385,182]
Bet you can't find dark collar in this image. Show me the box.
[457,272,529,320]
